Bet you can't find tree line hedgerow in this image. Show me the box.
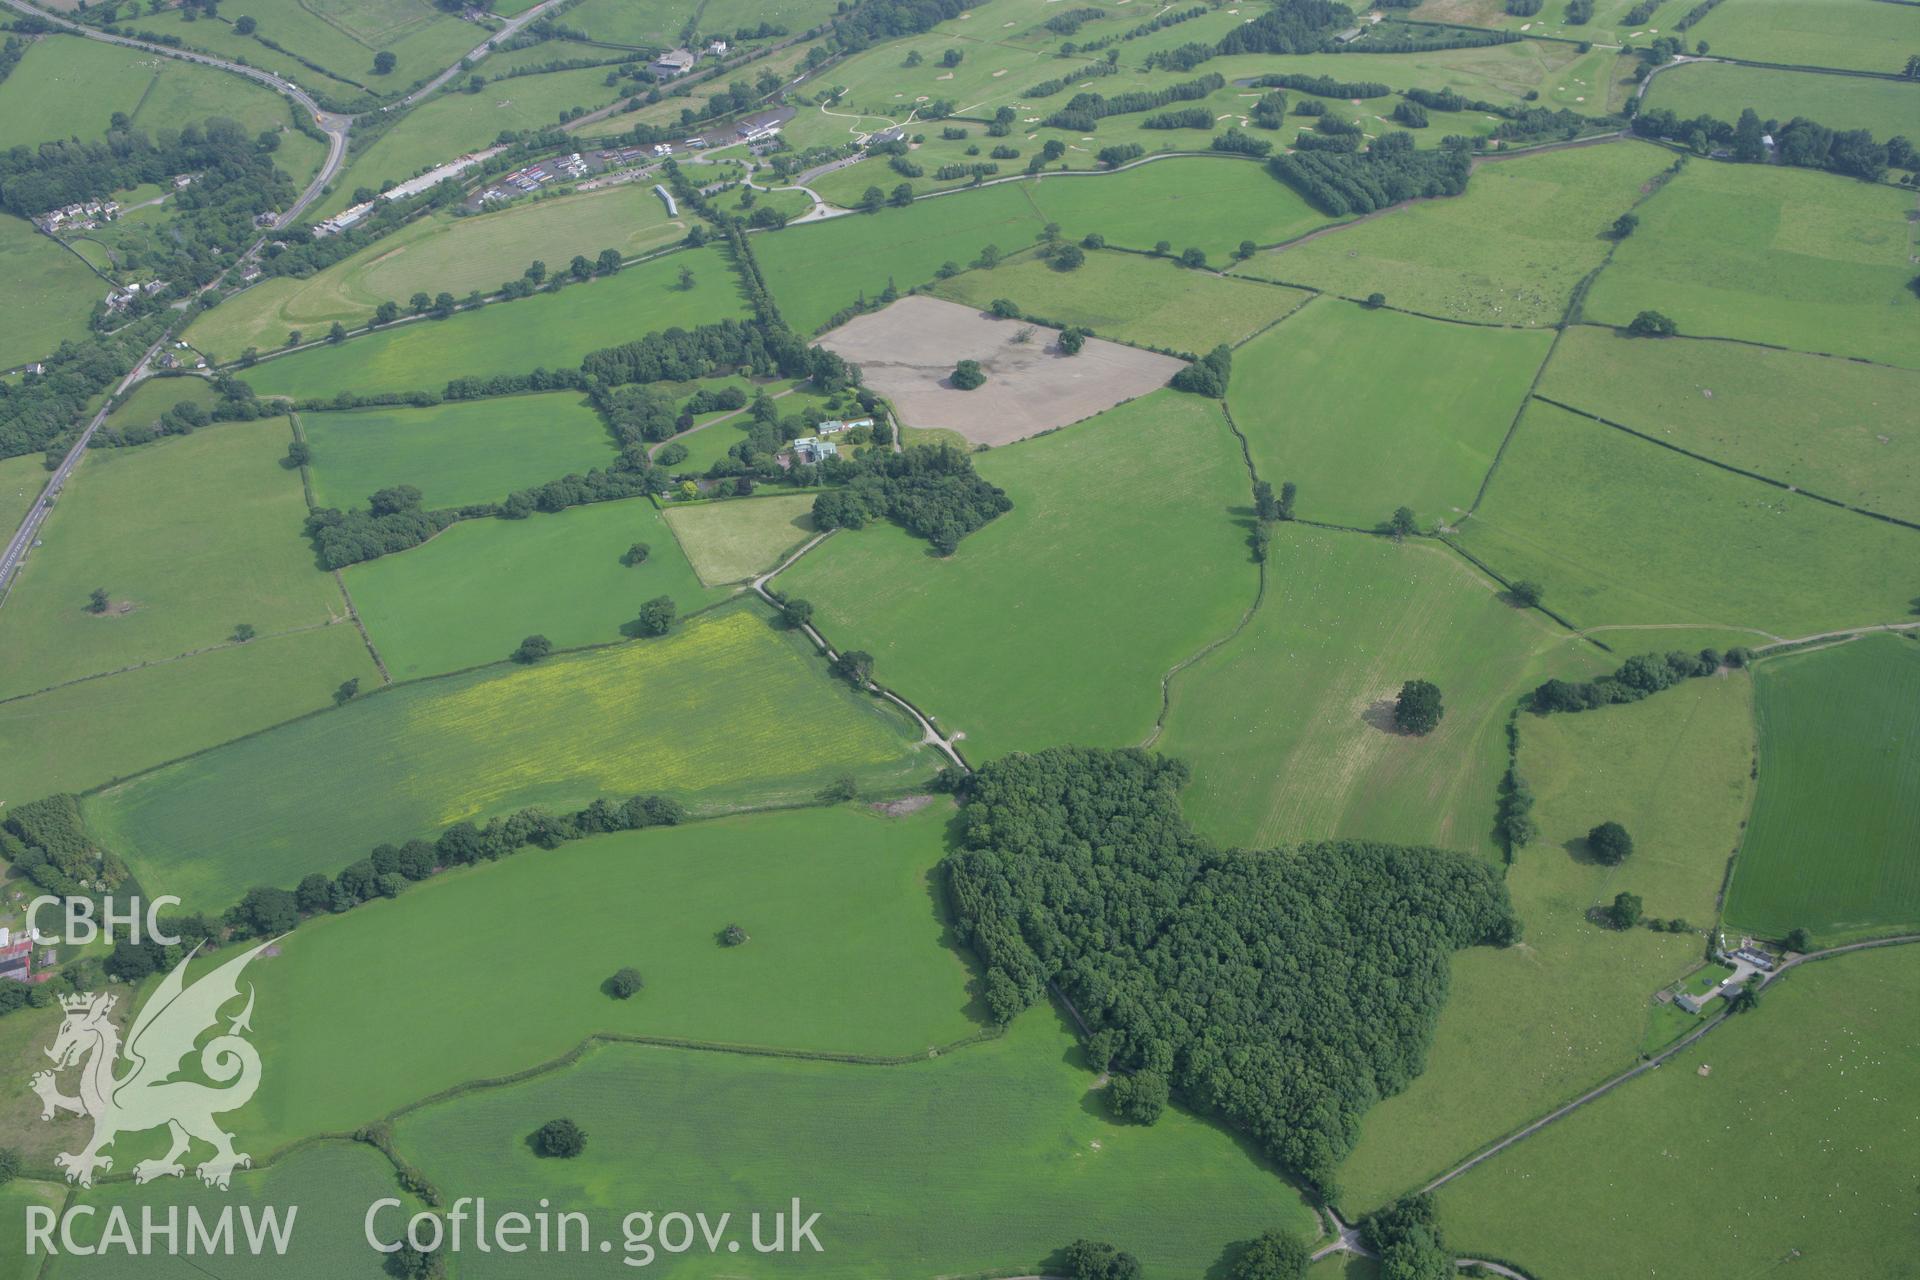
[944,747,1520,1197]
[1042,73,1227,132]
[1530,647,1752,715]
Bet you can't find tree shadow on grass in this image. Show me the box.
[1564,835,1601,866]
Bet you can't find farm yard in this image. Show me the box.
[816,296,1186,443]
[2,2,1918,1276]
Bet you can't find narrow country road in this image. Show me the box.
[0,0,349,225]
[750,534,967,771]
[400,0,568,106]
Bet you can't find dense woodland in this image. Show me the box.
[1270,135,1472,214]
[946,748,1519,1196]
[811,444,1012,555]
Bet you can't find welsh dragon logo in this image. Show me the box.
[30,941,271,1190]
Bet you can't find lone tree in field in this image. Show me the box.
[782,598,814,628]
[951,359,986,390]
[635,595,676,637]
[231,622,256,643]
[87,587,110,614]
[1508,580,1543,608]
[1058,326,1087,356]
[1394,680,1445,735]
[334,678,360,705]
[605,967,644,999]
[989,297,1020,318]
[1784,926,1814,953]
[1388,506,1418,540]
[1053,243,1086,271]
[677,265,695,291]
[1607,891,1643,930]
[720,923,749,947]
[622,542,651,566]
[532,1118,587,1158]
[1627,309,1677,337]
[512,634,552,664]
[373,50,396,75]
[1365,292,1387,309]
[1612,212,1639,239]
[1587,820,1634,865]
[1231,1228,1312,1280]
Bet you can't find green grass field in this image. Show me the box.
[0,452,48,536]
[933,247,1310,354]
[242,246,745,399]
[84,604,931,909]
[1436,943,1920,1279]
[1539,325,1920,523]
[101,375,218,435]
[1402,0,1696,44]
[225,802,980,1150]
[144,0,477,104]
[0,214,99,371]
[1025,158,1334,263]
[755,183,1046,334]
[191,186,686,360]
[1685,0,1920,75]
[1643,61,1920,139]
[389,1007,1317,1278]
[1160,525,1584,859]
[559,0,700,45]
[1338,671,1755,1208]
[312,66,631,219]
[0,623,379,800]
[1451,399,1920,638]
[0,421,351,701]
[0,34,299,151]
[1723,635,1920,942]
[776,391,1256,761]
[663,493,817,586]
[300,393,616,510]
[1583,158,1920,369]
[346,497,728,679]
[1226,299,1552,530]
[1243,139,1673,327]
[42,1141,413,1280]
[0,1181,66,1280]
